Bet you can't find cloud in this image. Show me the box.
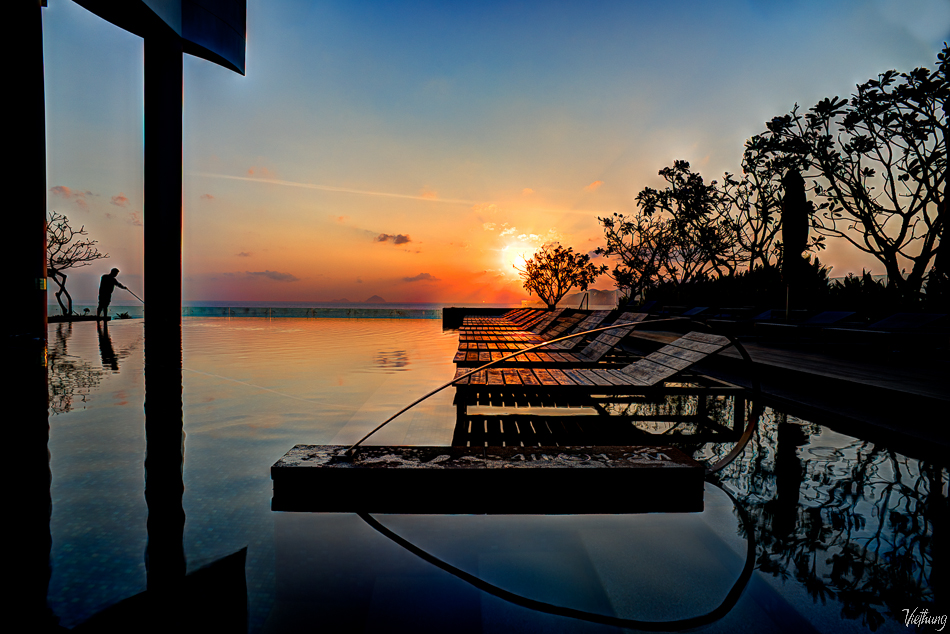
[375,233,412,245]
[50,185,93,210]
[584,180,604,192]
[247,166,274,178]
[419,188,438,200]
[334,215,347,223]
[200,193,215,200]
[522,188,535,195]
[403,272,441,283]
[499,224,517,237]
[471,202,498,214]
[483,222,496,231]
[110,193,129,207]
[247,270,300,282]
[127,212,143,226]
[236,251,252,257]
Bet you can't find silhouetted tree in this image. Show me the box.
[516,243,606,310]
[760,46,948,299]
[47,210,109,316]
[721,138,785,269]
[596,212,674,302]
[636,161,740,282]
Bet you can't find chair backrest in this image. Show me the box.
[575,312,647,362]
[541,312,586,339]
[528,308,568,334]
[868,312,947,331]
[546,310,611,350]
[620,331,731,386]
[803,311,855,326]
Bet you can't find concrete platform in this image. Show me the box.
[272,445,704,514]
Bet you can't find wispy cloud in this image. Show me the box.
[110,193,129,207]
[375,233,411,245]
[50,185,94,210]
[200,193,215,200]
[236,251,252,257]
[471,202,499,214]
[191,172,476,205]
[247,270,300,282]
[584,180,604,192]
[127,212,143,226]
[403,272,440,283]
[247,166,275,178]
[522,188,535,195]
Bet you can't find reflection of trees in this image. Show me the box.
[47,323,141,414]
[48,323,101,414]
[374,350,409,371]
[698,410,946,631]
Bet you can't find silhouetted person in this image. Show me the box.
[97,268,126,320]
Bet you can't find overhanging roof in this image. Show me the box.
[72,0,246,75]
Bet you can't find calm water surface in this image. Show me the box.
[46,318,945,632]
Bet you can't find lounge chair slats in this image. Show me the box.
[456,332,732,392]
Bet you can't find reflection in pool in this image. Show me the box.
[44,318,945,632]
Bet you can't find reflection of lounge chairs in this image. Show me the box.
[454,312,646,367]
[452,331,742,446]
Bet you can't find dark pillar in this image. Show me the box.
[144,28,183,331]
[10,0,48,346]
[143,26,186,620]
[10,2,55,627]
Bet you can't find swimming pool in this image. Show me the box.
[44,318,945,632]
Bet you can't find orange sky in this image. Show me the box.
[42,0,945,304]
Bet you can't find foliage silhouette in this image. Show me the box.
[758,45,948,300]
[516,243,606,310]
[47,210,109,316]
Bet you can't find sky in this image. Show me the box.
[43,0,949,304]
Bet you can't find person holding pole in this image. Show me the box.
[97,268,127,320]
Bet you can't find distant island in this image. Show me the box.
[364,295,386,303]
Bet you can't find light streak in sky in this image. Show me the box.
[190,172,477,205]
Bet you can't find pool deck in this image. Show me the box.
[625,330,950,455]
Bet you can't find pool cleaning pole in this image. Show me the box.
[126,288,145,304]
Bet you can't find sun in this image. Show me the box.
[499,242,533,277]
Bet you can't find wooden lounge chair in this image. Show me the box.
[457,309,605,346]
[755,310,858,339]
[452,331,741,446]
[459,308,572,339]
[461,307,534,327]
[459,308,556,332]
[454,312,646,367]
[454,330,732,395]
[460,308,545,330]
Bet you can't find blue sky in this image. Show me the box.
[43,0,949,303]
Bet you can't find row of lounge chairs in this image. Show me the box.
[452,307,745,446]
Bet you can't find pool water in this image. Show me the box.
[44,318,945,632]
